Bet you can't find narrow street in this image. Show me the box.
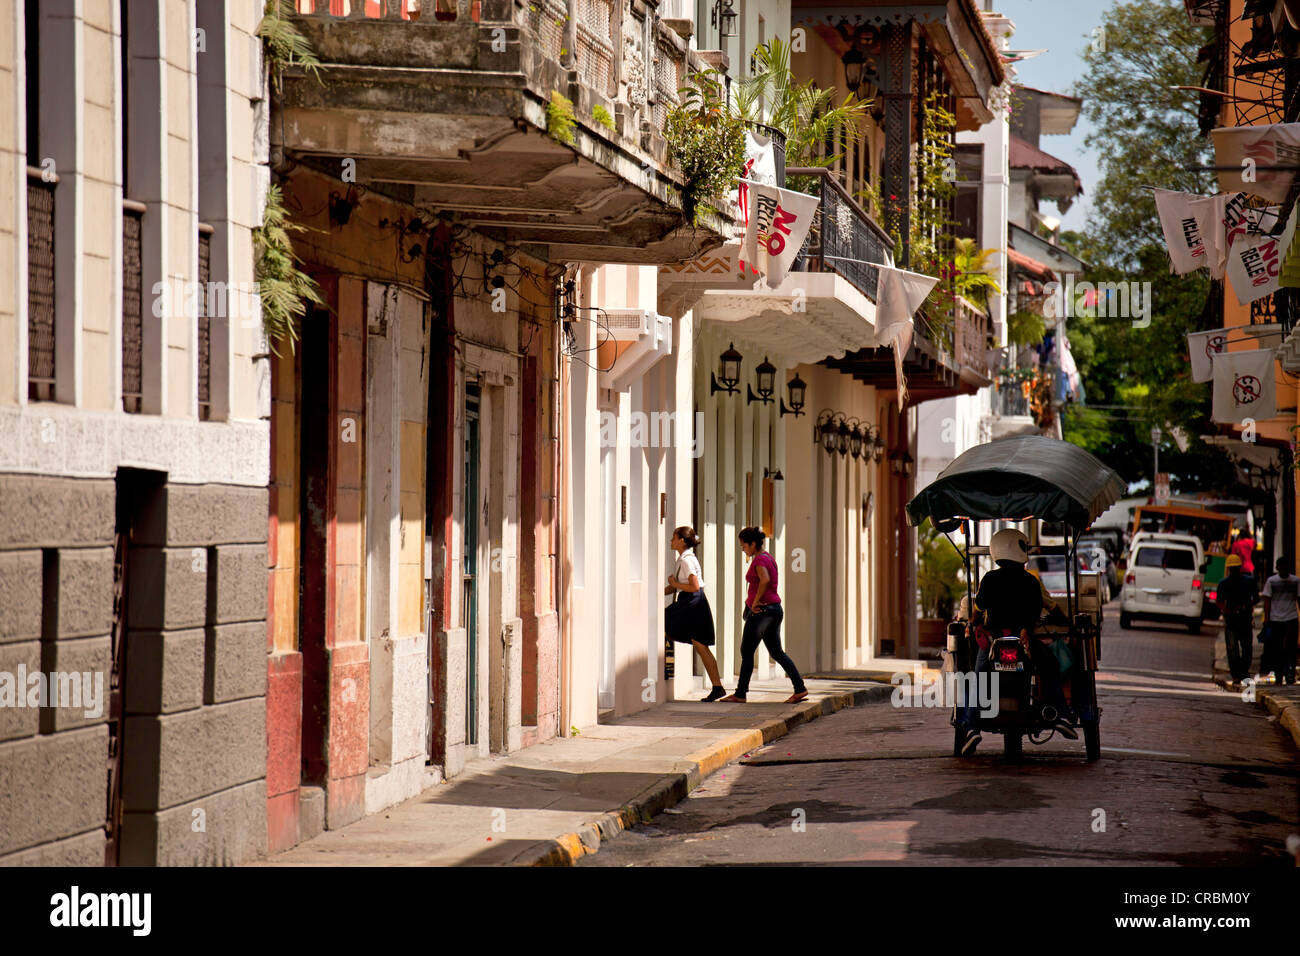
[580,604,1300,866]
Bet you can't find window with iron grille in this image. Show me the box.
[26,169,56,401]
[122,203,145,413]
[198,225,212,421]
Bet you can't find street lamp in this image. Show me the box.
[1150,424,1162,488]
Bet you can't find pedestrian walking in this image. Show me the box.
[663,526,726,702]
[1262,556,1299,684]
[720,527,808,704]
[1216,554,1257,684]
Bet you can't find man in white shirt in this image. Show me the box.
[1261,556,1298,684]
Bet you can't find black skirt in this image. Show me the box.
[665,589,716,646]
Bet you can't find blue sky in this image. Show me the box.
[996,0,1117,233]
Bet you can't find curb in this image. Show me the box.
[1211,633,1300,756]
[511,683,895,866]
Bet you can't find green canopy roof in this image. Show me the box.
[907,435,1126,530]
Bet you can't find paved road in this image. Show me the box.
[580,604,1300,866]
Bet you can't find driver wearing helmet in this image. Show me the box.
[958,528,1076,755]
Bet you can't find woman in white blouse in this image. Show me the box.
[664,526,725,701]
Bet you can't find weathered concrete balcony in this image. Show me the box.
[276,0,729,262]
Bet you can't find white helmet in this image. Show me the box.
[990,528,1029,565]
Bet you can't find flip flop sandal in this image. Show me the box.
[718,694,747,703]
[785,691,809,703]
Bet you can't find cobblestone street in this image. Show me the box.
[580,607,1300,866]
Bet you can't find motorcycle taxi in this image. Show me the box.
[906,435,1126,762]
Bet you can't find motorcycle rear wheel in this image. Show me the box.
[1084,720,1101,761]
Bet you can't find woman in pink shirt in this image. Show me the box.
[720,527,807,704]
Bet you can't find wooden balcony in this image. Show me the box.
[274,0,730,263]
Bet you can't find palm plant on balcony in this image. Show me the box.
[734,38,869,195]
[665,70,747,224]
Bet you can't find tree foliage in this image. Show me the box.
[1064,0,1234,493]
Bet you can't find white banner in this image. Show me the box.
[1187,328,1228,383]
[1225,207,1296,305]
[735,129,777,233]
[1212,123,1300,203]
[874,265,939,403]
[1212,348,1277,423]
[1154,188,1213,274]
[744,183,820,288]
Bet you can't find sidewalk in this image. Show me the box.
[257,677,895,867]
[1211,628,1300,754]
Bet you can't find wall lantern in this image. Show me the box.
[747,356,777,405]
[890,447,914,477]
[837,23,880,102]
[837,420,852,457]
[780,373,807,417]
[711,342,743,395]
[815,410,841,455]
[711,0,738,38]
[848,423,864,460]
[869,426,886,464]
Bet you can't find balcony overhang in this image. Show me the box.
[273,13,729,264]
[658,242,761,319]
[823,299,994,402]
[694,271,878,365]
[793,0,1006,129]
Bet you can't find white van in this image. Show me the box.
[1119,539,1204,632]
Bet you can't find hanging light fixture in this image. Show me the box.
[848,423,864,460]
[711,342,743,395]
[870,426,886,464]
[837,420,851,457]
[711,0,739,38]
[780,373,807,417]
[747,357,777,405]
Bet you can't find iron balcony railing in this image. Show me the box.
[786,166,894,304]
[122,201,146,414]
[27,167,56,401]
[198,223,213,421]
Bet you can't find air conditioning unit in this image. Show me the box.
[601,308,654,342]
[599,311,674,392]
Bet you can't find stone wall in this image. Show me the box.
[0,473,268,866]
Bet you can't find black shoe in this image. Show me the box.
[701,685,726,702]
[1054,719,1079,740]
[961,730,982,756]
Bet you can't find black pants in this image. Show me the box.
[735,604,805,697]
[1275,619,1299,681]
[1224,614,1253,681]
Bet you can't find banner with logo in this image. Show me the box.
[1187,328,1229,383]
[1154,188,1214,273]
[1212,348,1277,423]
[743,183,819,288]
[1212,123,1300,203]
[875,265,939,402]
[735,129,777,233]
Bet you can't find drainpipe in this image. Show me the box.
[565,0,579,71]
